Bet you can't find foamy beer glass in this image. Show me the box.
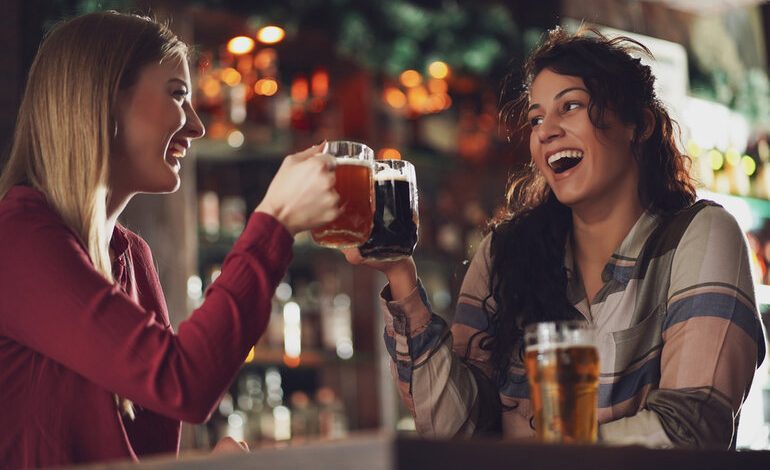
[311,141,375,248]
[524,321,599,444]
[358,160,419,261]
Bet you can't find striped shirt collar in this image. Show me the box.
[564,210,661,287]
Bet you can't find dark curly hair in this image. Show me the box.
[479,26,697,389]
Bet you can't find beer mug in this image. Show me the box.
[358,159,419,261]
[311,141,375,248]
[524,320,599,444]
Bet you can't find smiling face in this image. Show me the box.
[110,56,205,196]
[527,68,640,212]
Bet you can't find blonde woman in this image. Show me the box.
[0,11,339,468]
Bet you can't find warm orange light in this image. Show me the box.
[245,346,255,363]
[236,54,253,75]
[438,93,452,111]
[255,48,277,70]
[258,26,285,44]
[378,148,402,160]
[291,76,309,103]
[311,68,329,98]
[428,61,450,79]
[220,67,242,86]
[254,78,279,96]
[384,87,407,109]
[207,120,229,139]
[227,36,255,55]
[283,354,301,368]
[428,78,448,94]
[407,85,429,110]
[400,69,422,88]
[201,76,222,98]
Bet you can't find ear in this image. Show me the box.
[637,107,655,142]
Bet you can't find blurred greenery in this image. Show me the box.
[52,0,770,129]
[54,0,524,82]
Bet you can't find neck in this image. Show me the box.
[571,194,644,268]
[105,190,134,259]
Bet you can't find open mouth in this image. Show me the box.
[167,141,187,159]
[547,150,584,174]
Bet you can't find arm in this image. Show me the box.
[0,208,291,424]
[0,145,339,425]
[600,206,766,448]
[380,236,502,437]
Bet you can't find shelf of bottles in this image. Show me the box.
[182,8,540,446]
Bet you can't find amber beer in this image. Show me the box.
[524,321,599,444]
[311,142,375,248]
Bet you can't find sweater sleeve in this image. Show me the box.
[381,235,502,437]
[0,207,293,424]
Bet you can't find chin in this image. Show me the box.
[144,177,181,194]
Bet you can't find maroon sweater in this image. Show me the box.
[0,185,293,468]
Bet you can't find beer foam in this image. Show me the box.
[525,342,596,352]
[374,168,410,182]
[334,157,373,167]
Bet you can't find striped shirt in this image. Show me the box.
[382,201,766,448]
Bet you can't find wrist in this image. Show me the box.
[255,202,294,235]
[383,259,418,301]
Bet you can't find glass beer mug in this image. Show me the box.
[311,141,375,248]
[358,159,419,261]
[524,320,600,444]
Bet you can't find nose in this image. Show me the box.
[182,102,206,140]
[535,113,564,144]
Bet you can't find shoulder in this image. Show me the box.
[0,186,84,249]
[678,201,744,244]
[461,232,494,293]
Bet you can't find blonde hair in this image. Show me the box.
[0,11,188,419]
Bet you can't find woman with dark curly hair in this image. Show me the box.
[345,27,766,448]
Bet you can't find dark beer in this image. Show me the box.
[311,158,374,248]
[359,175,418,260]
[525,344,599,444]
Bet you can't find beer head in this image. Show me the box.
[524,320,595,352]
[322,140,374,161]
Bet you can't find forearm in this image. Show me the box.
[383,280,499,437]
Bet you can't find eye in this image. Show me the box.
[172,89,189,101]
[528,115,543,127]
[563,101,582,112]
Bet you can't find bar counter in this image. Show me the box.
[61,432,770,470]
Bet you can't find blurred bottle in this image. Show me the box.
[220,196,247,239]
[289,391,318,441]
[316,387,347,440]
[237,372,265,443]
[260,367,291,442]
[199,191,220,242]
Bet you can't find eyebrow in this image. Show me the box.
[527,87,589,113]
[168,78,190,89]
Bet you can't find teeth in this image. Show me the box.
[168,142,186,158]
[547,150,584,166]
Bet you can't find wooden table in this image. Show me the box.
[64,433,770,470]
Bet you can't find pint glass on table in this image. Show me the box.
[358,159,419,261]
[524,320,599,444]
[311,141,375,248]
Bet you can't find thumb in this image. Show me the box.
[291,142,326,162]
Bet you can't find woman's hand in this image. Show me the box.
[255,144,340,236]
[341,248,418,301]
[211,436,249,454]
